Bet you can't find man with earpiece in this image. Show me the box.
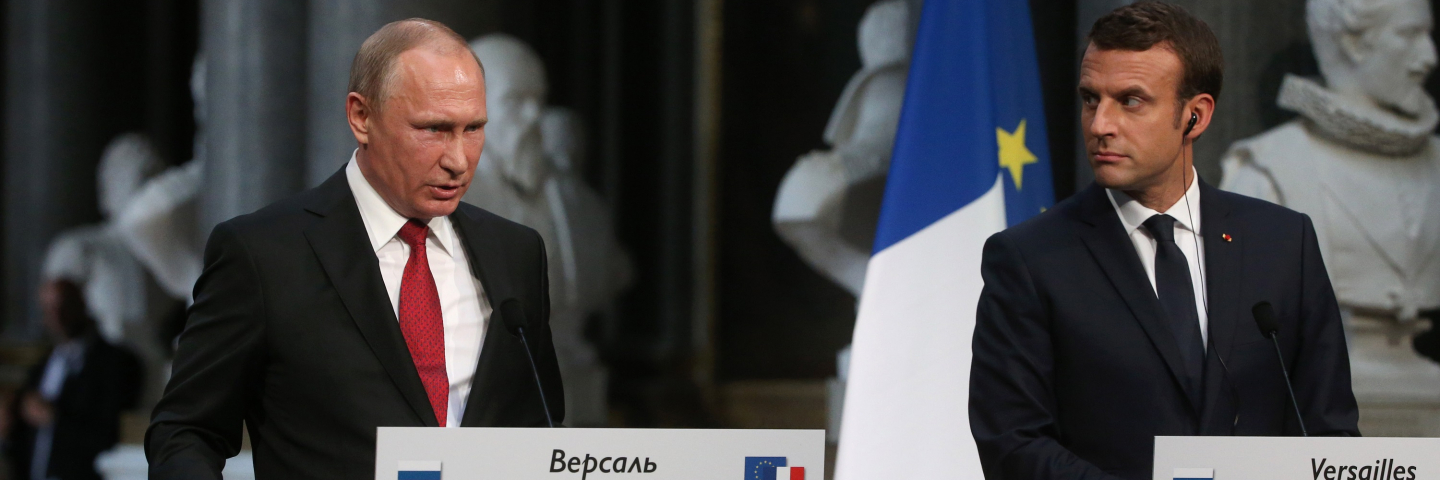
[967,3,1360,480]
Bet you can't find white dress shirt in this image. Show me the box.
[346,153,488,427]
[31,340,83,480]
[1106,171,1209,346]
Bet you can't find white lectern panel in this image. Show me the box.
[375,427,824,480]
[1154,436,1440,480]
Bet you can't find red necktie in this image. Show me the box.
[396,220,449,426]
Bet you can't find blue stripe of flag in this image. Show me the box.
[871,0,1053,254]
[398,471,441,480]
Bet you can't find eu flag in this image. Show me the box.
[837,0,1055,479]
[744,457,787,480]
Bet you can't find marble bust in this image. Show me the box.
[771,0,911,297]
[466,35,632,427]
[464,34,557,260]
[1220,0,1440,435]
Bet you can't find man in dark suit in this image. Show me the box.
[969,3,1359,479]
[3,279,143,480]
[146,19,563,479]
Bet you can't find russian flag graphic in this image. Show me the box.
[745,457,805,480]
[1173,468,1214,480]
[398,460,442,480]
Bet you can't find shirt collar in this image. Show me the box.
[345,151,456,256]
[1105,168,1203,236]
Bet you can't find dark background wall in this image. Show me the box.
[3,0,198,338]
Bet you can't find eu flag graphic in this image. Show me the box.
[836,0,1054,479]
[745,457,787,480]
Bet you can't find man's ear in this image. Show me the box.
[346,92,373,146]
[1183,93,1216,141]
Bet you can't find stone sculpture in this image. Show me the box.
[770,0,911,441]
[42,133,166,343]
[772,0,910,298]
[1220,0,1440,435]
[114,55,206,303]
[466,34,633,427]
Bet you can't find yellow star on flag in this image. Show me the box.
[997,119,1038,190]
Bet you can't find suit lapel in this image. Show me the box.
[1075,184,1199,413]
[302,171,439,427]
[450,207,520,427]
[1198,182,1243,433]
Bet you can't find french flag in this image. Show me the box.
[775,466,806,480]
[834,0,1054,479]
[397,460,442,480]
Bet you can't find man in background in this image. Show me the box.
[3,279,143,480]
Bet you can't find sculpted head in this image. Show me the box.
[1079,2,1222,199]
[470,33,548,193]
[97,133,163,218]
[346,18,487,220]
[858,0,910,70]
[1308,0,1437,117]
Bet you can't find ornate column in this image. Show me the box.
[199,0,308,232]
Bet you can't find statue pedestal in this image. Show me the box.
[1348,316,1440,436]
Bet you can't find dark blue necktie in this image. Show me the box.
[1142,214,1205,406]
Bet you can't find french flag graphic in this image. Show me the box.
[745,457,805,480]
[398,460,442,480]
[775,466,806,480]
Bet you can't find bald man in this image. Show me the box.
[146,19,563,479]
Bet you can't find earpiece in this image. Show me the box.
[1183,112,1198,136]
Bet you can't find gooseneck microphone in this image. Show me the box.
[500,298,555,427]
[1252,301,1307,436]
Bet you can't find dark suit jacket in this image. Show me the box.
[969,182,1359,480]
[4,335,143,480]
[146,168,564,479]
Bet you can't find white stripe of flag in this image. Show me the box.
[1173,468,1214,480]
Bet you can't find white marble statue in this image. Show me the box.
[771,0,910,297]
[466,34,633,427]
[465,34,557,260]
[1220,0,1440,435]
[115,56,206,303]
[769,0,910,441]
[42,133,166,343]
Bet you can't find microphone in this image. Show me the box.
[499,298,555,427]
[1252,301,1307,436]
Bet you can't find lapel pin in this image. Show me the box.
[1221,233,1233,242]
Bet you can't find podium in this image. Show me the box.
[374,428,825,479]
[1153,436,1440,480]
